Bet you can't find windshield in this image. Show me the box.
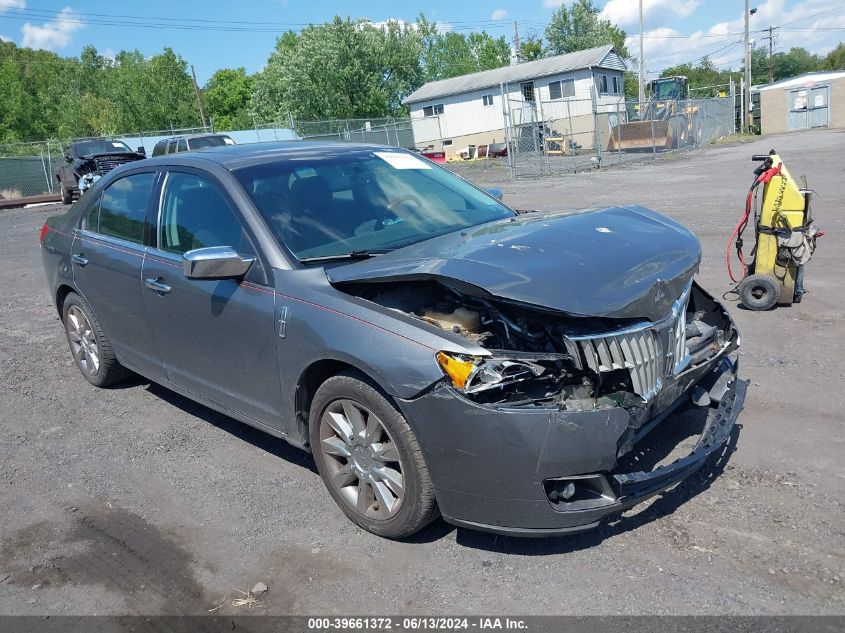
[190,135,232,150]
[233,150,515,261]
[74,140,133,157]
[652,79,682,100]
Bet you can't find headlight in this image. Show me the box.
[436,351,545,394]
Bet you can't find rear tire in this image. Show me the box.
[62,292,132,387]
[309,371,438,539]
[738,274,780,311]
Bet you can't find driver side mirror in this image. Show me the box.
[486,187,504,201]
[137,146,146,156]
[182,246,254,280]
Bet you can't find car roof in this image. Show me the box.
[160,133,232,141]
[138,141,406,170]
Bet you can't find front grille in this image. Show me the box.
[94,158,131,174]
[566,325,663,401]
[564,282,694,402]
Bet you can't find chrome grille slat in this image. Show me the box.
[570,325,663,401]
[564,283,693,402]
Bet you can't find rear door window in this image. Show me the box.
[95,172,155,244]
[177,139,187,152]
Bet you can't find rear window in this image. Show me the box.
[189,136,231,150]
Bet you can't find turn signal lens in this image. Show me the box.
[436,352,478,390]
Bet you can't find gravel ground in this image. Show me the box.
[1,128,843,616]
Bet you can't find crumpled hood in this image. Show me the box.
[327,205,701,322]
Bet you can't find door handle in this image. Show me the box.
[144,277,172,295]
[71,254,88,267]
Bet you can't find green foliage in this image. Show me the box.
[823,43,845,70]
[662,57,736,97]
[746,46,830,85]
[518,36,544,63]
[544,0,628,58]
[0,41,200,142]
[251,18,423,121]
[416,14,510,81]
[204,68,255,130]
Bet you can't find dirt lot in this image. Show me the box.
[1,128,843,616]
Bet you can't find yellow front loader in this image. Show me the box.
[727,150,823,310]
[608,76,696,151]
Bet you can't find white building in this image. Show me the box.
[404,44,627,157]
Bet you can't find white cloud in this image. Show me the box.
[627,0,845,75]
[0,34,10,41]
[600,0,701,28]
[0,0,26,13]
[21,6,84,50]
[491,8,508,20]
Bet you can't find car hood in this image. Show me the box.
[327,205,701,322]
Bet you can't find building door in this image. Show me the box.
[808,85,830,128]
[787,88,809,130]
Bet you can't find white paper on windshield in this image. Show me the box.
[112,142,123,148]
[375,152,431,170]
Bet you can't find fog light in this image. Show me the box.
[559,482,576,500]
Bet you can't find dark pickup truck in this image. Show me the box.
[55,139,146,204]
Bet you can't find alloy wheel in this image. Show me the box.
[66,305,100,376]
[318,398,405,520]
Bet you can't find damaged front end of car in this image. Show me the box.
[337,276,743,535]
[74,153,144,193]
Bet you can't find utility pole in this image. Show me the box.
[743,4,758,132]
[638,0,645,104]
[191,64,208,129]
[513,20,520,65]
[763,25,778,84]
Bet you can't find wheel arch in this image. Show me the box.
[293,358,395,451]
[55,283,77,319]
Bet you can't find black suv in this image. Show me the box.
[151,133,235,157]
[55,140,146,204]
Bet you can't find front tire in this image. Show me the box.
[60,181,73,205]
[62,292,131,387]
[309,371,438,539]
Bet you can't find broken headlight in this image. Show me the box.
[436,351,545,394]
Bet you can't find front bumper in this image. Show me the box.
[398,354,745,537]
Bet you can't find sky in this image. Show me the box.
[1,0,844,84]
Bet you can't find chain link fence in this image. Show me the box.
[503,95,736,179]
[0,119,418,201]
[0,96,737,199]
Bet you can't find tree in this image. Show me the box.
[518,36,544,63]
[746,45,823,85]
[416,15,510,81]
[252,17,423,121]
[545,0,628,58]
[662,57,735,96]
[204,68,255,130]
[823,42,845,70]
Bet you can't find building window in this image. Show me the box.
[443,139,453,146]
[521,81,535,102]
[423,104,444,117]
[598,74,609,95]
[548,78,575,100]
[482,94,494,106]
[612,76,621,95]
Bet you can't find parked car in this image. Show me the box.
[151,133,235,157]
[55,139,146,204]
[39,142,744,539]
